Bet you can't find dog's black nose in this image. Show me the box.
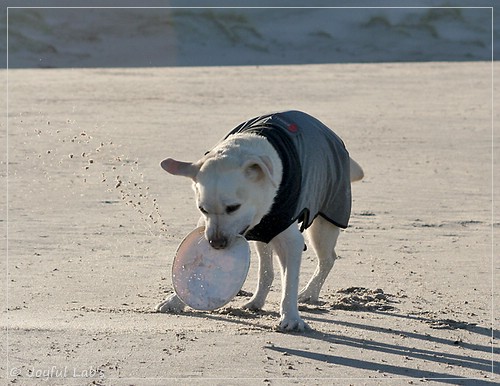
[209,237,228,250]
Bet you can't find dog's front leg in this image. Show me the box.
[156,221,206,314]
[155,293,186,313]
[243,241,274,310]
[271,224,309,332]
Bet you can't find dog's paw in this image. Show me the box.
[298,286,323,304]
[298,292,320,305]
[241,299,264,311]
[155,293,186,313]
[277,315,310,333]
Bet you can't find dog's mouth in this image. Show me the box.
[207,226,250,250]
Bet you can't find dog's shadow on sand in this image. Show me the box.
[150,288,497,384]
[182,306,281,332]
[180,300,497,384]
[269,309,498,385]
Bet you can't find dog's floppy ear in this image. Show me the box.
[160,158,200,179]
[243,156,279,188]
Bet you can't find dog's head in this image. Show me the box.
[161,136,281,249]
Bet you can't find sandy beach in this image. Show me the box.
[2,61,498,384]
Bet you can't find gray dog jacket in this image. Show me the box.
[225,110,352,244]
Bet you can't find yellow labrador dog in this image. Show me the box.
[156,111,363,332]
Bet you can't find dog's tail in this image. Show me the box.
[349,158,364,182]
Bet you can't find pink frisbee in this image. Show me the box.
[172,227,251,311]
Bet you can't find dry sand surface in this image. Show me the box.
[2,62,499,385]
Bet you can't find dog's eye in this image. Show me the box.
[225,204,241,214]
[198,206,208,215]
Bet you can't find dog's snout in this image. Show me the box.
[209,237,228,250]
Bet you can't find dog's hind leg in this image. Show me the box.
[298,216,340,304]
[242,241,274,310]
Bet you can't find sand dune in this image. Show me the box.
[4,5,498,68]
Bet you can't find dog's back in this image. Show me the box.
[226,110,354,235]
